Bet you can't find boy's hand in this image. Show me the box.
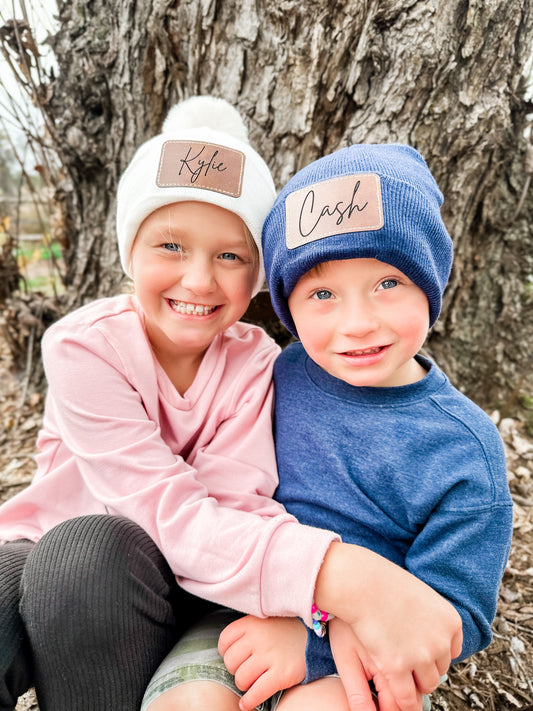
[218,615,307,711]
[315,542,462,711]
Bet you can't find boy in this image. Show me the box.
[220,143,513,710]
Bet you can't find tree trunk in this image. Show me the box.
[13,0,533,410]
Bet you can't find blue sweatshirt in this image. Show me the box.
[273,343,513,682]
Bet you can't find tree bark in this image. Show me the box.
[10,0,533,410]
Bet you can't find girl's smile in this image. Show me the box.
[130,201,258,390]
[167,299,219,316]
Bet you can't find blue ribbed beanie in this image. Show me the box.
[262,144,453,335]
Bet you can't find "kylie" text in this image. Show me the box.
[178,145,228,184]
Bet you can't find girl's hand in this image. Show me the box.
[218,615,307,711]
[315,542,462,711]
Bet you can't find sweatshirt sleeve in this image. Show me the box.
[405,502,513,660]
[40,321,338,621]
[303,632,336,683]
[404,428,513,661]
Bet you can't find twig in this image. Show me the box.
[0,477,34,490]
[509,647,533,697]
[13,321,35,430]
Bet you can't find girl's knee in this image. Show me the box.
[20,515,176,639]
[24,514,170,587]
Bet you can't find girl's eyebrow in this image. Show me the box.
[156,226,176,241]
[168,211,173,240]
[152,216,181,243]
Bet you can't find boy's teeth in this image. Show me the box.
[348,347,381,355]
[170,300,216,315]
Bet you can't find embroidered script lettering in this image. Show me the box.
[285,173,384,249]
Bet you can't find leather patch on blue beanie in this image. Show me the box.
[156,140,245,197]
[285,174,384,249]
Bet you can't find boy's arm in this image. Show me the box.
[401,419,512,662]
[404,502,513,661]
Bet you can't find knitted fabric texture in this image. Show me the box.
[116,96,276,294]
[262,144,453,334]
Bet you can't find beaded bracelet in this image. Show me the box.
[311,602,332,638]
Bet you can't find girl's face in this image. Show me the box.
[131,201,258,365]
[288,258,430,388]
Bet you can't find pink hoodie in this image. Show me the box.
[0,294,337,622]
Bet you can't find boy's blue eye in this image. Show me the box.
[314,289,333,300]
[164,243,181,252]
[380,279,398,290]
[220,252,238,261]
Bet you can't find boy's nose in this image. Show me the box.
[339,299,379,337]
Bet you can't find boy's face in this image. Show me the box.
[288,258,430,387]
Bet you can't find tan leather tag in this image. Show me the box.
[285,174,384,249]
[156,140,245,197]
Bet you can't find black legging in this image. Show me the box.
[0,515,214,711]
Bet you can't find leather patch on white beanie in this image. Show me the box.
[156,140,245,197]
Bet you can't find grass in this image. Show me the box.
[5,233,65,295]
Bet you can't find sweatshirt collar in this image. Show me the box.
[304,352,447,405]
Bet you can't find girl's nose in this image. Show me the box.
[180,256,216,294]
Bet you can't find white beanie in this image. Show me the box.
[116,96,276,294]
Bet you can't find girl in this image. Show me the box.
[0,97,461,711]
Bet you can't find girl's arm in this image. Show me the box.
[41,318,338,619]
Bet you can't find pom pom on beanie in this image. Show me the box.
[162,97,249,142]
[116,96,276,294]
[262,144,453,334]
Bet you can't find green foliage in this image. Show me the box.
[15,236,64,295]
[17,241,62,261]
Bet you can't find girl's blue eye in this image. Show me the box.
[220,252,238,261]
[314,289,333,300]
[380,279,398,290]
[164,243,181,252]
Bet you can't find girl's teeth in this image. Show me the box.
[170,300,216,315]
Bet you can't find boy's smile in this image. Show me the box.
[339,344,391,367]
[288,257,430,388]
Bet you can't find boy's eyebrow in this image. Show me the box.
[300,264,325,279]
